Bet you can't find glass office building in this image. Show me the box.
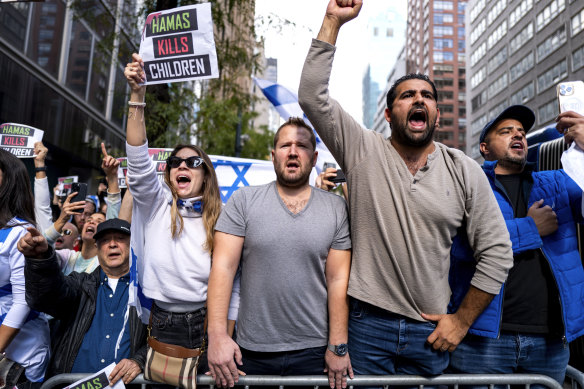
[0,0,137,187]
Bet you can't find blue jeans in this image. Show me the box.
[348,298,449,376]
[449,332,570,388]
[150,302,208,371]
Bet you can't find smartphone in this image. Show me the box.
[557,81,584,115]
[330,169,346,183]
[323,162,337,171]
[70,183,88,212]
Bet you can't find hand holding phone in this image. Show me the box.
[70,183,88,213]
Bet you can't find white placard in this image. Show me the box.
[139,3,219,85]
[0,123,44,158]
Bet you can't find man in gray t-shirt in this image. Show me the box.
[207,117,353,389]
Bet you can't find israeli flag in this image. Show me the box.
[253,77,339,172]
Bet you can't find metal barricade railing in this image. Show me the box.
[41,371,581,389]
[567,365,584,389]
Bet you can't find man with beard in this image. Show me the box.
[206,117,353,389]
[296,0,513,376]
[449,106,584,384]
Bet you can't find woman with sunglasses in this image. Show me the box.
[0,149,50,387]
[123,54,239,374]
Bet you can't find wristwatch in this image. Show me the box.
[327,343,348,356]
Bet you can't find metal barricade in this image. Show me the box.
[567,365,584,389]
[40,372,573,389]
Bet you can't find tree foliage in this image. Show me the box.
[72,0,271,160]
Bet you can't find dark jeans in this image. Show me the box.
[240,345,327,389]
[348,298,449,376]
[150,302,208,372]
[449,332,570,389]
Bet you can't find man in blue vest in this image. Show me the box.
[449,106,584,384]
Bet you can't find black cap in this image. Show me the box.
[93,218,131,241]
[479,105,536,144]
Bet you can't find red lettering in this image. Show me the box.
[181,36,188,53]
[168,39,175,55]
[157,40,165,55]
[1,136,27,146]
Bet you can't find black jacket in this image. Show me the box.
[24,247,147,378]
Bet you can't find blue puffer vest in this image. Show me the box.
[449,161,584,341]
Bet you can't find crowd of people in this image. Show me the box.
[1,1,584,389]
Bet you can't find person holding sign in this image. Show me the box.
[123,53,239,380]
[0,149,50,387]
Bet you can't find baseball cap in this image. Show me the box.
[479,105,536,144]
[93,218,131,241]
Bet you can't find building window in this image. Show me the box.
[458,27,465,37]
[440,91,454,100]
[537,59,568,92]
[571,7,584,36]
[573,45,584,70]
[470,0,486,22]
[433,64,454,74]
[472,113,488,136]
[510,82,535,105]
[434,38,454,49]
[434,78,454,88]
[539,99,557,123]
[487,20,507,49]
[487,0,507,25]
[487,46,508,74]
[434,51,454,62]
[471,90,487,111]
[487,73,508,98]
[434,13,454,24]
[438,104,454,113]
[434,26,454,36]
[510,22,534,54]
[489,100,509,120]
[470,18,486,44]
[509,0,534,28]
[536,0,566,31]
[510,51,534,82]
[458,40,465,51]
[537,24,567,62]
[434,1,454,10]
[440,118,455,127]
[470,42,487,67]
[471,66,486,88]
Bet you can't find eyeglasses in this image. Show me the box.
[166,156,204,169]
[62,229,73,236]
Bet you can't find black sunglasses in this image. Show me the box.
[166,156,204,169]
[62,229,73,236]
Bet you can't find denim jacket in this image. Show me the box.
[449,161,584,342]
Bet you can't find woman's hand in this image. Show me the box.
[124,53,146,94]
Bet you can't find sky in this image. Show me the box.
[254,0,408,125]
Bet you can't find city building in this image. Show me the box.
[406,0,468,152]
[465,0,584,160]
[0,0,136,189]
[251,56,280,133]
[372,45,407,138]
[362,4,407,129]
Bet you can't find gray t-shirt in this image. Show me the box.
[215,181,351,352]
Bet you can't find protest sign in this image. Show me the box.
[0,123,44,158]
[139,3,218,85]
[57,176,79,197]
[62,363,124,389]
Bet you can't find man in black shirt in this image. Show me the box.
[448,105,584,385]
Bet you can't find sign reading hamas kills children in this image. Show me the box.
[139,3,218,85]
[0,123,44,158]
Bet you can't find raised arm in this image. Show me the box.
[124,53,147,146]
[316,0,362,45]
[101,143,122,219]
[33,141,53,233]
[207,231,244,388]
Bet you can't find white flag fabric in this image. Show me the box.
[253,77,339,172]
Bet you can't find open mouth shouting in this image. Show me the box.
[509,140,525,152]
[176,174,192,190]
[286,159,300,172]
[408,108,428,131]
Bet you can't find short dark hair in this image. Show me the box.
[386,73,438,110]
[273,117,316,151]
